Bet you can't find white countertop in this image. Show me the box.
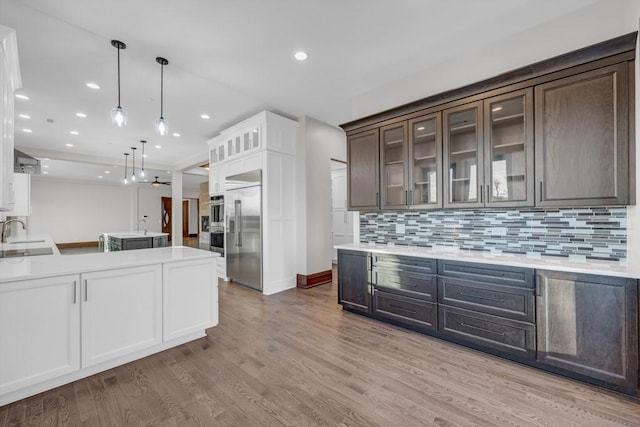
[0,246,219,284]
[336,243,640,279]
[102,231,169,239]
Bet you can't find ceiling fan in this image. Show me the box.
[141,176,171,187]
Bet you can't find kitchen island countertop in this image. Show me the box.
[336,243,640,279]
[0,246,218,283]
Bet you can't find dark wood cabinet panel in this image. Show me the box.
[372,270,436,301]
[439,305,535,358]
[337,249,371,314]
[372,289,437,333]
[535,63,630,206]
[483,88,534,207]
[372,254,436,275]
[536,270,638,390]
[437,260,534,289]
[438,277,534,322]
[347,129,380,210]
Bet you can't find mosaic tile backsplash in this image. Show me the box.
[360,207,627,261]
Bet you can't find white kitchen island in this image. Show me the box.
[0,245,219,406]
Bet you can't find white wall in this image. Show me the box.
[296,116,347,276]
[28,176,200,243]
[352,0,640,118]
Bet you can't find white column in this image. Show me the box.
[171,171,183,246]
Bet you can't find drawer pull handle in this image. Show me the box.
[460,322,505,337]
[389,304,417,314]
[458,291,505,303]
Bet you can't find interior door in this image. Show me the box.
[161,197,172,241]
[182,200,189,238]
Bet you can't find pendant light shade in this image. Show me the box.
[140,140,146,177]
[111,40,128,127]
[130,147,137,181]
[155,57,169,136]
[123,152,129,184]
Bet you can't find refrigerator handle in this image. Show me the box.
[235,199,242,247]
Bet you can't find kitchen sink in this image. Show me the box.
[0,247,54,258]
[8,239,46,244]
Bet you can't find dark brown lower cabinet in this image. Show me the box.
[372,288,437,333]
[536,270,639,391]
[438,305,535,358]
[337,250,370,314]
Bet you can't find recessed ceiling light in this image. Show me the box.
[492,106,503,112]
[105,171,110,174]
[172,133,181,137]
[43,165,49,168]
[98,176,103,179]
[70,131,79,135]
[155,145,162,149]
[86,82,100,90]
[22,128,32,133]
[18,114,31,119]
[76,112,87,118]
[43,171,49,174]
[166,171,171,174]
[293,51,308,61]
[142,154,148,158]
[144,179,149,182]
[15,94,30,100]
[65,143,74,147]
[200,114,210,120]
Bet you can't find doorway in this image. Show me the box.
[331,160,354,262]
[161,197,189,241]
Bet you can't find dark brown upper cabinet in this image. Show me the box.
[380,122,408,209]
[484,88,534,207]
[443,101,484,208]
[347,129,380,210]
[409,113,443,209]
[535,63,630,206]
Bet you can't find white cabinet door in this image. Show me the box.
[163,259,217,341]
[81,265,162,367]
[0,275,80,395]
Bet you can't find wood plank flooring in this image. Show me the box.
[2,275,640,426]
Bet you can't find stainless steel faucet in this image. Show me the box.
[1,219,26,243]
[137,218,148,235]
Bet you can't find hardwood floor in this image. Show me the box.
[2,276,639,426]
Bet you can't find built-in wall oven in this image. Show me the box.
[210,195,224,255]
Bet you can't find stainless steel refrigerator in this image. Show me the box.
[225,169,262,291]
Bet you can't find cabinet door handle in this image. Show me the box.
[479,185,483,203]
[539,182,543,202]
[486,185,490,203]
[72,281,77,304]
[405,190,408,205]
[535,275,542,297]
[376,192,380,207]
[84,279,88,302]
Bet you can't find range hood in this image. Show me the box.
[14,149,41,174]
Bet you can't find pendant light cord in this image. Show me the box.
[117,45,121,107]
[160,62,164,118]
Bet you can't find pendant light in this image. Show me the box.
[155,57,169,135]
[130,147,137,182]
[123,152,129,184]
[140,140,146,177]
[110,40,127,127]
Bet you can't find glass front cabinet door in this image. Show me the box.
[380,122,408,209]
[444,101,483,208]
[408,113,442,209]
[484,88,534,207]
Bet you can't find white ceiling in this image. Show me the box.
[0,0,603,185]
